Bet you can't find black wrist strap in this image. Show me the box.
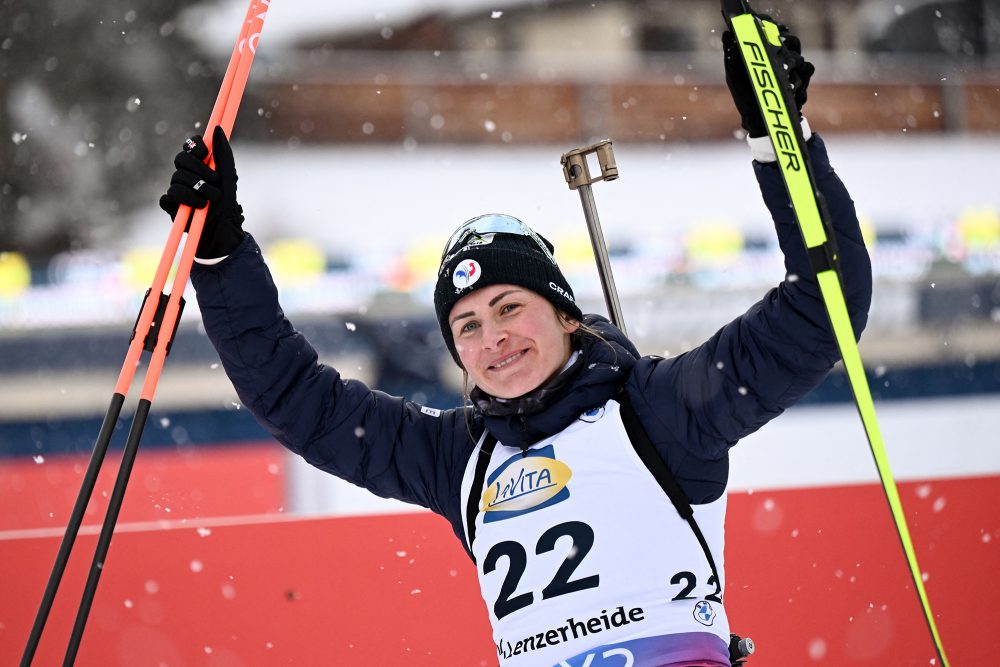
[617,392,723,598]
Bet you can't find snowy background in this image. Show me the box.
[2,1,999,663]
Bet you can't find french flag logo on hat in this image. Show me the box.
[453,259,481,289]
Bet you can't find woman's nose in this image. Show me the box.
[481,321,507,349]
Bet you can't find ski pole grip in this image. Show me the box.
[561,139,618,191]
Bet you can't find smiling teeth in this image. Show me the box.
[494,352,523,369]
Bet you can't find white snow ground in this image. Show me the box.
[182,0,527,54]
[123,134,999,258]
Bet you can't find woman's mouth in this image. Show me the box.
[489,350,526,370]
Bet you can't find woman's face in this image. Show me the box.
[449,284,578,399]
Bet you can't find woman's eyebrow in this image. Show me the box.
[489,289,522,307]
[450,290,525,326]
[450,310,474,325]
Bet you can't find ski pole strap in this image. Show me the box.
[616,391,722,600]
[806,237,839,274]
[130,290,186,356]
[465,429,497,559]
[722,2,949,664]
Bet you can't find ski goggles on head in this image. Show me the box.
[440,214,558,267]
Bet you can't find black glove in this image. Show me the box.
[722,19,815,138]
[159,125,245,259]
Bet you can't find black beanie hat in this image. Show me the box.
[434,215,583,367]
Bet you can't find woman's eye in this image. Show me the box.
[500,303,519,315]
[460,321,479,334]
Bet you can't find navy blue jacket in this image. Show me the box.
[190,135,871,554]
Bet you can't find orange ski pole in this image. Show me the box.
[20,2,270,664]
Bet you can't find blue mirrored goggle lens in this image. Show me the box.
[440,214,556,266]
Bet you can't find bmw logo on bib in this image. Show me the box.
[693,600,716,626]
[579,405,605,423]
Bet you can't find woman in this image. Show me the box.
[160,24,871,667]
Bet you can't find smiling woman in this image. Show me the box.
[155,15,873,667]
[447,285,577,399]
[431,214,586,399]
[434,214,583,399]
